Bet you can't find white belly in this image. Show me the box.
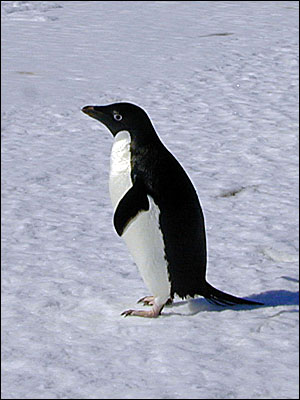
[109,131,170,305]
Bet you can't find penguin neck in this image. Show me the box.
[129,125,161,147]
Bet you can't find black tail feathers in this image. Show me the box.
[204,282,263,307]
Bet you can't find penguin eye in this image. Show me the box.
[113,113,122,121]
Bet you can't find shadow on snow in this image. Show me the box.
[161,289,299,317]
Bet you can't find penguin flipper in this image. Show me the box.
[113,179,150,236]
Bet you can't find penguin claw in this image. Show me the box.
[121,303,164,318]
[121,309,135,317]
[137,296,173,307]
[137,296,155,306]
[121,308,159,318]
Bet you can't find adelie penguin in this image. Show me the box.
[82,102,263,317]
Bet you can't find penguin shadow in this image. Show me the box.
[161,289,299,317]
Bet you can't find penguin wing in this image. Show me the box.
[113,179,150,236]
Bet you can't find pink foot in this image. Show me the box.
[121,302,164,318]
[137,296,155,306]
[137,296,173,307]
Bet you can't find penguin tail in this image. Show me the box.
[203,282,263,306]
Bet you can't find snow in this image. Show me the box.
[1,1,299,399]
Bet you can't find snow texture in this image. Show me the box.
[1,1,299,399]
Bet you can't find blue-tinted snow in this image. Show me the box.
[1,1,299,399]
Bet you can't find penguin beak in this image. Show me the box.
[81,105,120,136]
[81,105,94,114]
[81,105,104,120]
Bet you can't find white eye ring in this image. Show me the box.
[113,113,122,121]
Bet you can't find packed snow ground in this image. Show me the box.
[1,1,299,399]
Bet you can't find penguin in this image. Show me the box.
[82,102,263,317]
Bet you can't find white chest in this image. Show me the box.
[108,131,170,304]
[109,130,132,210]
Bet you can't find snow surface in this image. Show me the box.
[1,1,299,399]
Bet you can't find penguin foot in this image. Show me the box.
[137,296,173,307]
[121,303,164,318]
[137,296,155,306]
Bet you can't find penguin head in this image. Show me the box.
[82,102,157,141]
